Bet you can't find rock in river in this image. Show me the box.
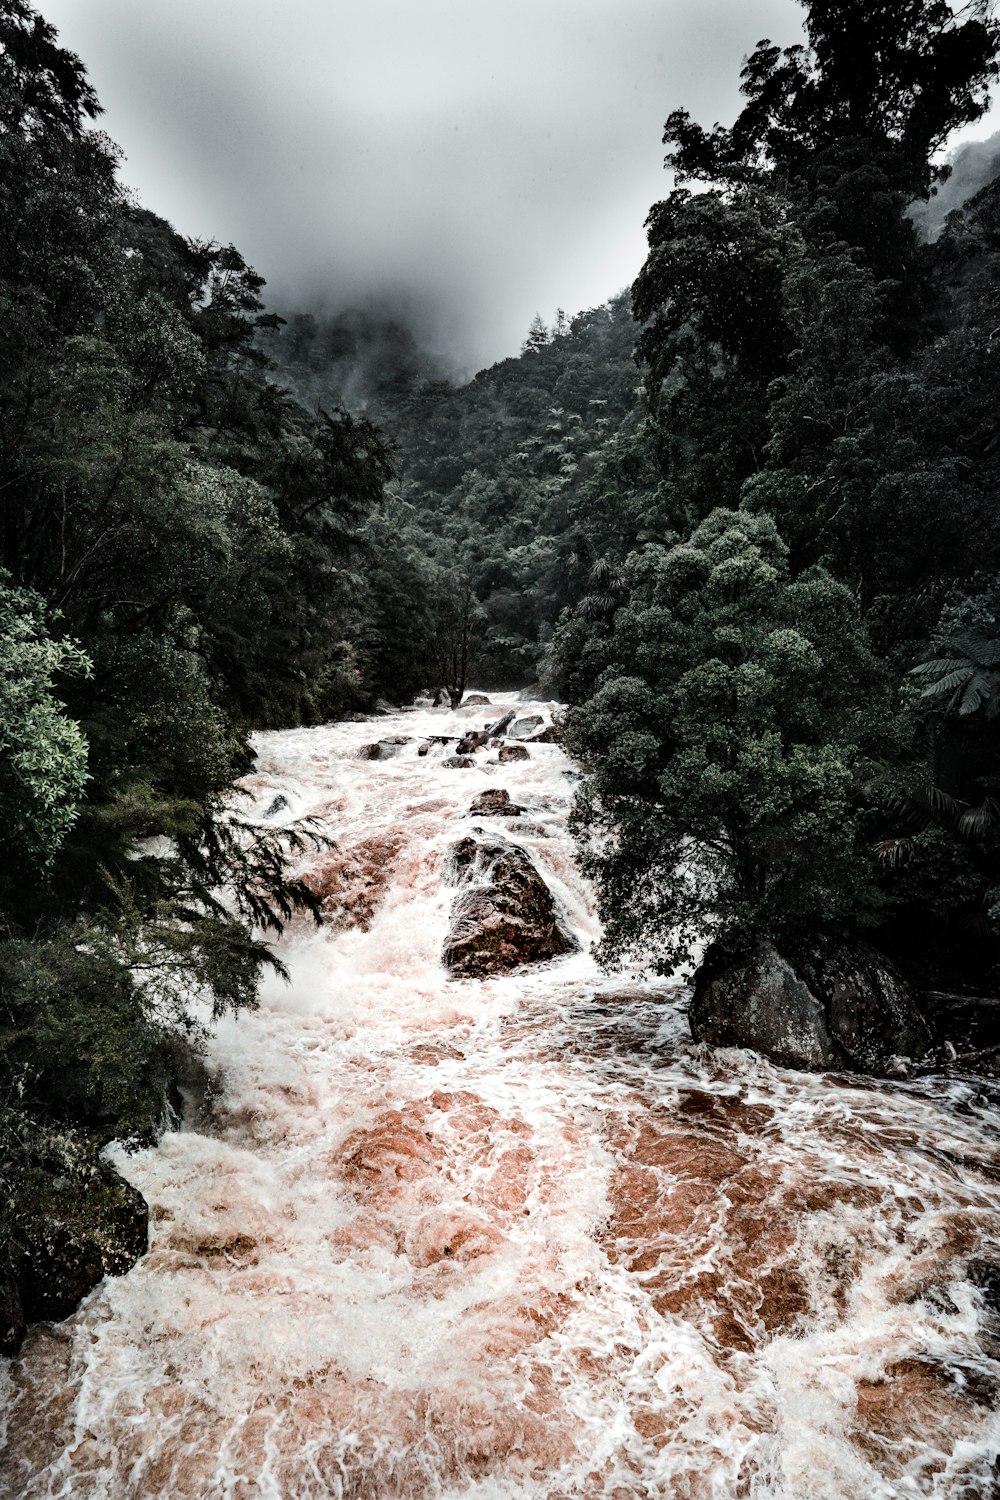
[468,788,522,817]
[357,737,410,761]
[443,831,575,978]
[690,939,933,1074]
[2,1139,148,1356]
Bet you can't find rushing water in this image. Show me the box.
[3,693,1000,1499]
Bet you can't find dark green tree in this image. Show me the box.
[560,510,892,973]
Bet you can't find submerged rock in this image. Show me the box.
[498,744,530,763]
[443,831,574,978]
[357,737,410,761]
[2,1136,148,1356]
[468,788,522,817]
[690,940,932,1074]
[442,755,475,769]
[303,832,404,931]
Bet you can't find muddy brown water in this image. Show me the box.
[3,695,1000,1498]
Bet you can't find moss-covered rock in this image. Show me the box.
[1,1117,148,1355]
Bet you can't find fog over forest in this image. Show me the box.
[37,0,817,369]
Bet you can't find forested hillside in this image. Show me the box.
[552,0,1000,1027]
[262,293,648,688]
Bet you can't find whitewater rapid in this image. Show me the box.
[3,693,1000,1498]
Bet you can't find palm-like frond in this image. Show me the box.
[911,636,1000,719]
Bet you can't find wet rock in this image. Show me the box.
[498,744,530,763]
[526,723,561,744]
[463,693,492,706]
[2,1140,148,1356]
[456,734,486,755]
[509,715,544,740]
[443,831,575,978]
[468,788,522,817]
[442,755,475,769]
[357,737,410,761]
[417,741,431,757]
[262,792,289,819]
[690,940,932,1074]
[373,698,398,715]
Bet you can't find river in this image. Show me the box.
[2,693,1000,1498]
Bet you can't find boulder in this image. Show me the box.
[527,723,561,744]
[2,1141,148,1356]
[463,694,492,706]
[443,831,575,978]
[509,715,544,740]
[442,755,475,769]
[374,698,398,715]
[468,788,521,817]
[485,710,515,737]
[498,744,530,763]
[690,940,932,1074]
[357,737,410,761]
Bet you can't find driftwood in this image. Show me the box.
[457,710,516,756]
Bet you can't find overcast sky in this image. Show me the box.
[40,0,1000,374]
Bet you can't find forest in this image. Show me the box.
[4,0,1000,1361]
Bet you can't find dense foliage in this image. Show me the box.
[565,510,893,972]
[262,293,648,694]
[555,0,1000,994]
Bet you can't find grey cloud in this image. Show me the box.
[40,1,811,369]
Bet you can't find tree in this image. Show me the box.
[663,1,1000,197]
[0,576,89,890]
[521,313,550,354]
[560,510,892,974]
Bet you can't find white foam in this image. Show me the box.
[4,693,1000,1498]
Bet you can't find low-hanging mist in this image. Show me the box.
[37,0,805,371]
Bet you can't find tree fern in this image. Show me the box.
[911,636,1000,718]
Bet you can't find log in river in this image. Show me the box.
[2,693,1000,1497]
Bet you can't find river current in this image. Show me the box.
[3,693,1000,1498]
